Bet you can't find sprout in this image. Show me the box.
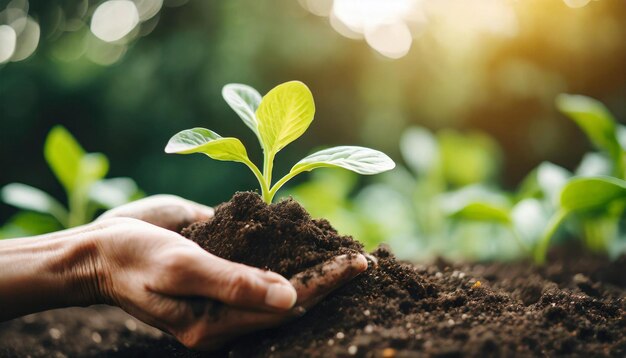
[165,81,395,203]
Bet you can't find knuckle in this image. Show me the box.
[224,271,254,303]
[160,250,194,273]
[177,327,222,351]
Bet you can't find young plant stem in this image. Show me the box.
[67,189,87,228]
[534,210,568,265]
[263,151,275,189]
[243,159,271,203]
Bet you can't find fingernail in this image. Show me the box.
[265,283,297,309]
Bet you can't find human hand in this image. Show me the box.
[93,195,368,350]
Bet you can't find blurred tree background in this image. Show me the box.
[1,0,625,233]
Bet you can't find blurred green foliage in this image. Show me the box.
[0,126,142,238]
[291,94,626,263]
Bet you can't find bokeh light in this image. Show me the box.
[90,1,139,42]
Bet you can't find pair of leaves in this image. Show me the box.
[219,81,315,156]
[166,81,395,200]
[167,81,314,165]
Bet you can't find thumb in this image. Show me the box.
[150,248,297,311]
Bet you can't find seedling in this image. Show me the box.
[165,81,395,203]
[1,126,142,238]
[448,94,626,264]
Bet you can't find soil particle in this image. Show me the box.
[0,192,624,357]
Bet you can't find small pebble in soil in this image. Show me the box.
[336,332,345,339]
[447,319,455,326]
[435,272,443,278]
[364,325,374,334]
[91,332,102,343]
[382,347,397,358]
[49,328,62,340]
[363,310,370,316]
[348,345,358,355]
[461,313,469,319]
[327,339,334,346]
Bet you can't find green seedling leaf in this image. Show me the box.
[165,128,251,163]
[44,125,85,192]
[560,176,626,212]
[1,183,69,226]
[556,94,620,159]
[400,126,439,175]
[222,83,262,138]
[450,202,511,224]
[292,146,396,175]
[256,81,315,155]
[269,146,395,198]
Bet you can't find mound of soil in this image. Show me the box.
[1,192,624,357]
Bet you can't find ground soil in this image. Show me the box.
[1,192,624,357]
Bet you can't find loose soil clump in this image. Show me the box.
[1,192,624,357]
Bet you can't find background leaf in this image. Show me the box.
[556,94,621,161]
[560,176,626,212]
[79,153,109,185]
[1,183,68,225]
[44,125,85,192]
[291,146,396,175]
[256,81,315,154]
[222,83,262,138]
[449,202,511,224]
[165,128,251,163]
[89,177,142,208]
[400,126,439,175]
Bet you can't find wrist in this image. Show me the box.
[0,223,111,320]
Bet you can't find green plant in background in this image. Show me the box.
[1,126,142,239]
[290,124,509,261]
[165,81,396,203]
[450,94,626,263]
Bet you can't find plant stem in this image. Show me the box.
[263,151,274,188]
[534,210,568,265]
[243,159,271,203]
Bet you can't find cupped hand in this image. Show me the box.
[93,196,368,350]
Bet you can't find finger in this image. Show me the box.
[150,248,297,311]
[291,254,368,308]
[99,195,214,231]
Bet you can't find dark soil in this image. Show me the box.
[1,192,625,357]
